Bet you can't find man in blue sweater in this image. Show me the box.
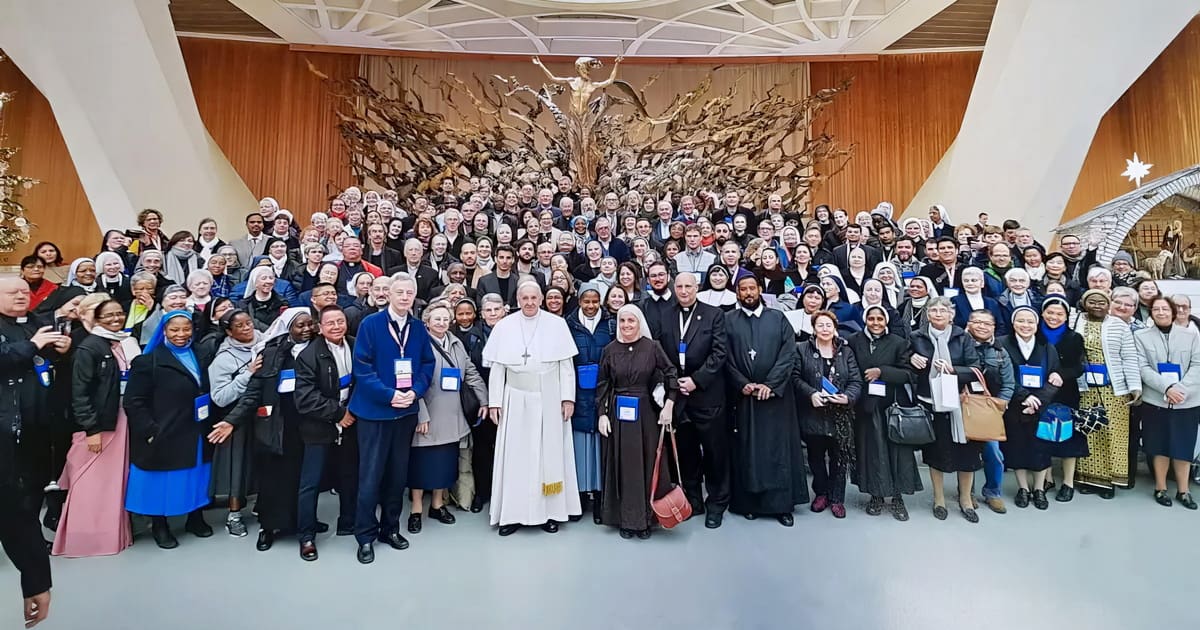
[348,272,436,564]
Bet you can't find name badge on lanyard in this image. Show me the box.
[678,342,687,371]
[395,358,413,390]
[868,380,886,397]
[277,368,296,393]
[120,369,130,395]
[1158,362,1182,385]
[32,356,51,388]
[1085,363,1109,386]
[943,287,960,298]
[440,367,462,391]
[194,394,211,422]
[616,395,639,422]
[1019,365,1044,389]
[338,372,352,403]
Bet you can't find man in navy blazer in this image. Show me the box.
[348,272,436,564]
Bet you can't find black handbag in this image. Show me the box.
[886,403,936,446]
[1071,405,1109,436]
[430,340,481,420]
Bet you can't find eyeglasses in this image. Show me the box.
[968,320,995,327]
[98,312,126,321]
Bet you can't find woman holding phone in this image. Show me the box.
[794,311,864,519]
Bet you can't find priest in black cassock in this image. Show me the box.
[724,271,808,526]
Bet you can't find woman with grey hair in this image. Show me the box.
[909,296,984,522]
[1086,266,1113,293]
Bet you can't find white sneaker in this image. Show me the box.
[226,512,247,538]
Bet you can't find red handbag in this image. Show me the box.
[650,425,692,529]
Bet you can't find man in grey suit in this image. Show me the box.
[229,213,268,268]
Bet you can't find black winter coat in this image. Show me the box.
[294,336,355,445]
[846,331,913,414]
[123,344,214,471]
[794,337,864,436]
[70,334,124,435]
[227,335,302,455]
[909,325,981,397]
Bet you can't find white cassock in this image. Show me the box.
[483,310,582,526]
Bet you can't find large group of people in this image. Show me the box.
[3,178,1200,610]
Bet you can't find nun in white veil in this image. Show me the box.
[594,304,680,539]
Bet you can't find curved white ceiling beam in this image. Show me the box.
[626,0,731,54]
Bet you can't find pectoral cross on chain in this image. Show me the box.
[748,349,757,361]
[522,349,531,365]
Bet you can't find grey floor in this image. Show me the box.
[5,468,1198,630]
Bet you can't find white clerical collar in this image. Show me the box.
[388,307,408,327]
[652,291,671,301]
[741,303,764,318]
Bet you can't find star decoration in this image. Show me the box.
[1121,153,1152,188]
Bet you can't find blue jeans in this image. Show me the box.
[296,444,328,544]
[981,441,1005,499]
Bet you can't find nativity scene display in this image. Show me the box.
[1123,203,1200,280]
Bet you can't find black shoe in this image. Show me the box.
[1176,492,1197,510]
[498,524,521,537]
[151,519,178,550]
[356,543,374,564]
[1014,488,1031,508]
[300,541,318,561]
[932,505,948,521]
[256,529,275,551]
[891,498,909,522]
[1032,489,1049,510]
[184,511,213,538]
[705,512,723,529]
[470,496,487,513]
[1099,488,1115,500]
[1055,485,1075,503]
[743,512,757,520]
[407,514,422,534]
[429,506,456,525]
[777,513,794,527]
[316,521,329,534]
[636,528,651,540]
[568,513,582,522]
[379,531,410,550]
[1076,484,1096,495]
[41,514,59,532]
[688,501,705,519]
[865,496,885,516]
[336,521,355,536]
[619,528,634,539]
[1044,479,1056,491]
[1154,490,1173,507]
[959,506,979,523]
[542,521,559,533]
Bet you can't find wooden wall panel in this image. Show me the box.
[808,52,982,215]
[0,61,96,265]
[1063,19,1200,224]
[179,38,358,225]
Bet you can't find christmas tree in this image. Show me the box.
[0,55,40,253]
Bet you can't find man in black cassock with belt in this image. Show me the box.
[0,277,63,627]
[724,271,808,526]
[652,272,729,528]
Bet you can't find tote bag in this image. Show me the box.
[961,367,1007,442]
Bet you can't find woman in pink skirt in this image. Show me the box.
[54,298,138,557]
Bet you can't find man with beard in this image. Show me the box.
[458,242,482,287]
[820,208,851,251]
[892,237,923,280]
[875,223,898,261]
[656,273,729,527]
[1058,233,1099,287]
[724,272,807,525]
[364,223,403,275]
[640,262,676,333]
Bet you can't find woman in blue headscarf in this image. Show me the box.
[123,310,216,549]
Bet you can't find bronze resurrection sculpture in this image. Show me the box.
[312,56,852,207]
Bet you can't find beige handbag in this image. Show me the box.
[961,367,1007,442]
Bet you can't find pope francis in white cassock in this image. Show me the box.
[483,282,582,534]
